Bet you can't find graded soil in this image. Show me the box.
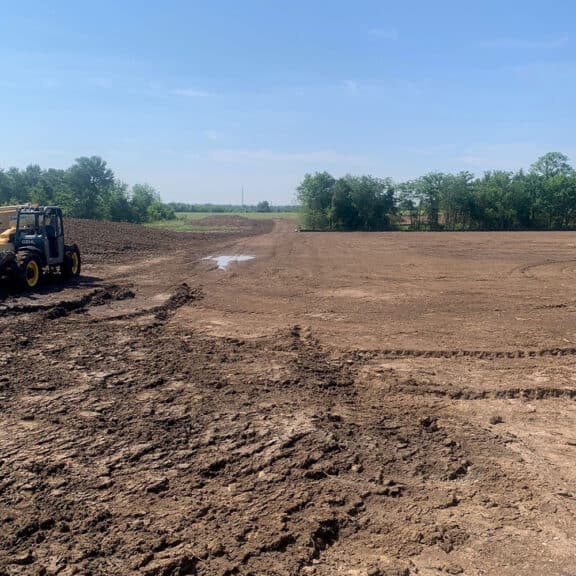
[1,218,576,575]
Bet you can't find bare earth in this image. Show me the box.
[1,217,576,576]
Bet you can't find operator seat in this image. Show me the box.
[45,222,58,258]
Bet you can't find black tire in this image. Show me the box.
[16,251,43,290]
[61,244,81,279]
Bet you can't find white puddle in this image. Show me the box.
[202,255,255,270]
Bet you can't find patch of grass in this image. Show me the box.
[174,211,299,220]
[144,219,237,232]
[147,211,299,232]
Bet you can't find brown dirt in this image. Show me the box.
[64,217,274,265]
[1,218,576,575]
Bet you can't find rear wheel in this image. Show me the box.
[61,244,81,279]
[16,252,43,290]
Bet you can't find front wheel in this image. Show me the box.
[16,252,44,290]
[61,244,81,279]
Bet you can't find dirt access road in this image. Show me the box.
[1,217,576,576]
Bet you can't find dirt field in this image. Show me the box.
[1,217,576,576]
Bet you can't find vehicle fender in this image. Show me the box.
[0,251,16,270]
[17,247,46,266]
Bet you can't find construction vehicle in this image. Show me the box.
[0,205,81,289]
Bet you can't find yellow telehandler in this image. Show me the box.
[0,205,81,289]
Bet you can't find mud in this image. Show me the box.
[1,219,576,575]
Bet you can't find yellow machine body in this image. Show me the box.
[0,206,20,251]
[0,206,19,231]
[0,228,15,251]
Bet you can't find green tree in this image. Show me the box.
[471,171,518,230]
[417,172,446,230]
[44,168,75,213]
[68,156,115,219]
[256,200,272,212]
[5,167,31,203]
[441,171,474,230]
[0,170,10,205]
[542,173,576,229]
[147,201,175,222]
[397,181,424,230]
[505,170,532,229]
[296,172,335,229]
[328,178,356,230]
[530,152,573,179]
[131,183,160,223]
[106,181,137,222]
[347,175,395,231]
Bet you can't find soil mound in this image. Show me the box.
[65,217,272,264]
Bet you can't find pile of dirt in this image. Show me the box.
[153,283,203,320]
[65,217,273,264]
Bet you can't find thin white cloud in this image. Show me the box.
[170,88,212,97]
[368,27,399,41]
[90,77,113,88]
[208,148,374,166]
[399,144,458,156]
[204,130,220,141]
[43,78,61,89]
[340,77,426,97]
[455,142,557,171]
[481,37,569,49]
[507,60,576,80]
[344,79,359,94]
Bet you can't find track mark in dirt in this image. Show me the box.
[0,285,135,319]
[395,379,576,401]
[509,258,576,280]
[86,282,204,323]
[350,346,576,361]
[154,283,202,320]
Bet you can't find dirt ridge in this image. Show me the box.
[349,346,576,360]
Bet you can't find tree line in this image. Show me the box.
[0,156,175,223]
[169,201,298,213]
[297,152,576,231]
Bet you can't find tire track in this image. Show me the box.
[508,258,576,280]
[0,285,135,318]
[349,347,576,361]
[396,380,576,401]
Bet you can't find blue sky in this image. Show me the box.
[1,0,576,204]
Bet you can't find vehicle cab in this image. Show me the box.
[16,206,65,266]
